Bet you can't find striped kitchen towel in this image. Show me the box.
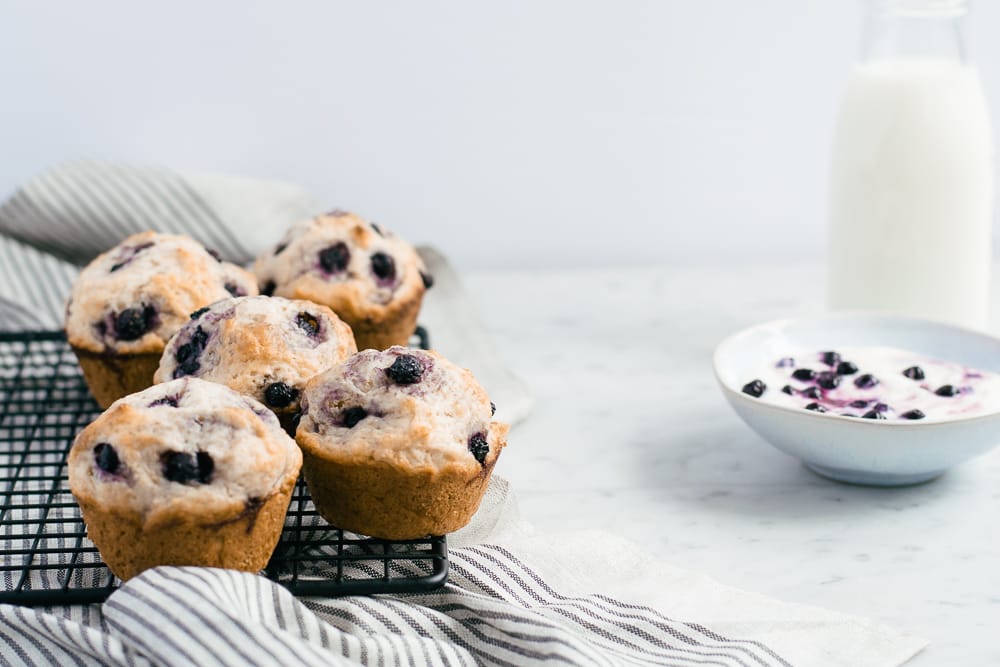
[0,480,927,667]
[0,162,926,666]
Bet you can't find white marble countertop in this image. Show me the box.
[463,262,1000,667]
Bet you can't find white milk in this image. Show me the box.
[828,59,994,330]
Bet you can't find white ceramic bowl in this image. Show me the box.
[713,313,1000,486]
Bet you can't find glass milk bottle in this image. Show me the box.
[828,0,994,330]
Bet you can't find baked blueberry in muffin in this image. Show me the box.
[65,232,257,407]
[252,211,431,351]
[67,378,302,580]
[154,295,357,431]
[295,346,508,539]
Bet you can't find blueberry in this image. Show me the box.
[115,306,156,341]
[264,382,298,408]
[820,351,841,367]
[385,355,424,385]
[190,307,210,320]
[801,386,821,399]
[94,443,120,475]
[261,281,276,297]
[173,326,209,378]
[148,395,179,408]
[849,399,870,408]
[791,369,816,382]
[109,242,154,272]
[161,451,213,485]
[420,271,435,290]
[342,406,368,428]
[781,385,794,395]
[371,222,384,236]
[469,432,489,464]
[805,402,827,412]
[935,385,958,397]
[319,242,351,273]
[854,374,879,389]
[816,371,841,390]
[224,281,245,297]
[775,357,795,368]
[903,366,925,381]
[874,402,889,413]
[295,312,320,337]
[206,248,223,263]
[836,361,858,376]
[901,409,926,420]
[490,401,496,416]
[741,379,766,397]
[371,252,396,282]
[862,410,886,420]
[274,242,288,255]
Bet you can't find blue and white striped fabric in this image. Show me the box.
[0,162,926,666]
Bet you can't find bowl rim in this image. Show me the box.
[713,312,1000,427]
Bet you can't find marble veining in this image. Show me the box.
[465,262,1000,666]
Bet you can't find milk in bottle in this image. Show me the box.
[827,0,994,330]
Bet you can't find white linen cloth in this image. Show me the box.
[0,162,926,666]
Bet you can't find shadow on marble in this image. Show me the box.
[629,422,967,520]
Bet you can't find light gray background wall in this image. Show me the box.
[2,1,998,270]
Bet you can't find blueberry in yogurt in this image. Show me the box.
[816,372,841,390]
[836,361,858,376]
[854,374,879,389]
[820,351,841,367]
[742,380,766,397]
[747,346,1000,422]
[791,369,816,382]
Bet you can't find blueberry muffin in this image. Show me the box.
[253,211,432,351]
[154,296,357,431]
[65,232,257,408]
[296,346,508,539]
[68,378,301,580]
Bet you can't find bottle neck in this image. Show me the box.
[862,0,969,63]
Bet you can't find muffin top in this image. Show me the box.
[154,296,357,415]
[65,231,258,354]
[296,347,508,472]
[252,211,432,325]
[68,378,302,528]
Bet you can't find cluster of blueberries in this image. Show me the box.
[93,437,214,486]
[330,353,494,464]
[740,350,966,421]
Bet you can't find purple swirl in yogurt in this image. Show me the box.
[741,347,1000,421]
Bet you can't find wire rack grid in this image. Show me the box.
[0,330,447,606]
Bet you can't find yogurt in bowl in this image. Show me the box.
[741,347,1000,421]
[714,314,1000,486]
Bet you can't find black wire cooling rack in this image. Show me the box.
[0,330,447,607]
